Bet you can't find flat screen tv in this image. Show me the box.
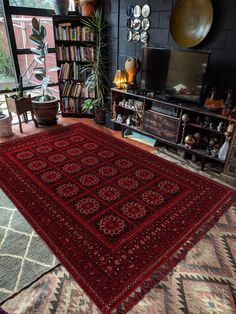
[140,46,210,104]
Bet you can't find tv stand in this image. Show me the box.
[110,88,236,174]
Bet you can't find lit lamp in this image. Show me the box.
[113,70,126,88]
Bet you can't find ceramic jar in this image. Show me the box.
[125,57,140,85]
[53,0,69,15]
[79,0,97,16]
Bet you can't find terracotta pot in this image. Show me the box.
[32,97,58,125]
[79,0,97,16]
[125,57,140,85]
[53,0,69,15]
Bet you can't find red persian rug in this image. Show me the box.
[0,123,235,313]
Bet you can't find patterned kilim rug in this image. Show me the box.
[0,123,235,313]
[0,190,58,303]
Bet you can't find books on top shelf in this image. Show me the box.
[55,23,94,42]
[57,46,94,62]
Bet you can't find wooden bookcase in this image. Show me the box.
[53,15,95,117]
[111,88,236,172]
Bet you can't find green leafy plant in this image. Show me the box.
[0,33,14,78]
[27,17,59,102]
[81,9,108,113]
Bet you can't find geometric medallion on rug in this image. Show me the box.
[0,123,235,313]
[0,189,58,304]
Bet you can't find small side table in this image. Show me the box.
[0,115,13,137]
[5,95,38,133]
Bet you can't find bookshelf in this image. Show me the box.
[53,15,95,117]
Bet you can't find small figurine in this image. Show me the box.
[126,115,131,125]
[217,121,223,132]
[116,114,123,123]
[181,114,190,144]
[112,101,117,120]
[209,123,213,129]
[203,116,211,128]
[185,135,195,149]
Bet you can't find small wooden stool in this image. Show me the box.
[5,95,38,133]
[0,115,13,137]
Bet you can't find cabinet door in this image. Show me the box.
[143,110,179,143]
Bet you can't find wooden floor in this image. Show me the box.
[0,116,155,154]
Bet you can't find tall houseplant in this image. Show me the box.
[28,17,59,125]
[81,9,108,124]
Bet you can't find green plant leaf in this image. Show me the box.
[40,25,46,40]
[35,73,44,81]
[30,47,42,55]
[29,34,43,45]
[44,42,48,54]
[34,55,44,64]
[32,17,40,31]
[48,66,60,72]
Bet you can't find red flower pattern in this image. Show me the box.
[48,153,67,163]
[57,183,79,198]
[27,160,47,171]
[79,174,99,187]
[16,150,34,160]
[118,177,139,190]
[62,163,82,174]
[75,198,100,215]
[98,187,120,201]
[159,180,180,194]
[142,190,164,205]
[41,170,62,183]
[122,202,146,219]
[100,215,125,236]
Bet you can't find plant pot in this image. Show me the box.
[53,0,69,15]
[79,0,97,16]
[95,108,106,124]
[32,97,59,125]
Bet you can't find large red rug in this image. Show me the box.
[0,123,235,313]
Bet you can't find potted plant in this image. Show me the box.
[28,17,59,125]
[81,9,109,124]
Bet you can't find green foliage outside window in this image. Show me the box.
[0,33,14,78]
[9,0,53,9]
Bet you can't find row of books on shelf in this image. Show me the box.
[60,81,95,98]
[57,46,94,62]
[59,62,91,81]
[55,23,94,42]
[61,98,81,114]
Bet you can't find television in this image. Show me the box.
[140,47,210,104]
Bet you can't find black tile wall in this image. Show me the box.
[103,0,236,95]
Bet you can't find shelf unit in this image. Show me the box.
[53,15,95,117]
[111,88,236,171]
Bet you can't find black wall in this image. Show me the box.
[103,0,236,97]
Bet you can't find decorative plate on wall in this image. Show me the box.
[141,31,149,43]
[133,18,141,30]
[141,18,150,30]
[133,31,140,42]
[170,0,213,48]
[142,4,150,18]
[133,5,141,18]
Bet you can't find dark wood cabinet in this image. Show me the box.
[111,88,236,175]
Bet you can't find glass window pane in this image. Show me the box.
[9,0,54,10]
[12,16,55,49]
[18,53,58,87]
[0,2,16,90]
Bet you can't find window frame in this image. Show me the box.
[2,0,56,93]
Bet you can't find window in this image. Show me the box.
[12,15,55,49]
[9,0,54,10]
[18,53,58,87]
[0,1,16,91]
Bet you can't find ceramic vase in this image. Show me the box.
[79,0,97,16]
[53,0,69,15]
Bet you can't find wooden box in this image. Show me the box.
[143,110,179,143]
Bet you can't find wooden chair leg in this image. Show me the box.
[17,114,23,133]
